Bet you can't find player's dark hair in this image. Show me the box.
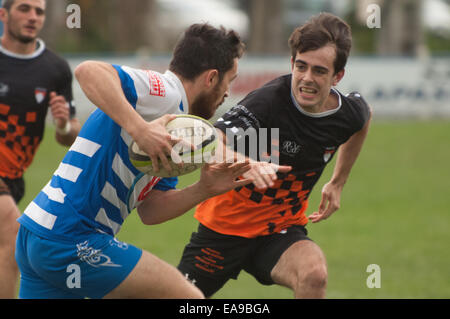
[2,0,15,11]
[289,12,352,74]
[169,23,245,82]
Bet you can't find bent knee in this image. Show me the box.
[300,265,328,289]
[187,285,205,299]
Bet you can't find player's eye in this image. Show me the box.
[314,68,328,75]
[35,8,45,16]
[17,5,31,12]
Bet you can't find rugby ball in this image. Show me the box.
[129,115,218,177]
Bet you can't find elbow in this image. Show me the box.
[140,217,159,226]
[74,61,87,81]
[138,213,155,225]
[137,209,164,226]
[74,60,97,82]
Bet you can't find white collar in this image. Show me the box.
[0,38,46,59]
[164,70,189,114]
[290,87,342,118]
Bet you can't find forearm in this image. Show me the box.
[55,118,81,146]
[138,183,211,225]
[74,61,146,138]
[330,116,371,187]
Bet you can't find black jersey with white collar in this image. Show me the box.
[195,74,370,238]
[0,39,76,178]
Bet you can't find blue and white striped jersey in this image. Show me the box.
[18,65,189,242]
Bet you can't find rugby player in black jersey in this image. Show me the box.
[0,0,80,298]
[178,13,372,298]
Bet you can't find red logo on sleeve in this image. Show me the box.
[138,176,161,201]
[146,71,166,97]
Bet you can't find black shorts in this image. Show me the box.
[177,223,311,297]
[0,176,25,203]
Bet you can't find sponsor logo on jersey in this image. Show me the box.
[281,140,301,156]
[34,87,47,103]
[146,71,166,97]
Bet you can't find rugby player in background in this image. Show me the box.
[0,0,80,298]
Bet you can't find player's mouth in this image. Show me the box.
[299,87,318,98]
[24,25,37,32]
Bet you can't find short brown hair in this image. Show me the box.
[169,23,245,81]
[288,13,352,74]
[2,0,15,11]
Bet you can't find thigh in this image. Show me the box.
[0,177,21,233]
[270,236,327,290]
[0,192,21,245]
[0,178,10,197]
[177,223,251,298]
[245,225,312,285]
[104,249,203,299]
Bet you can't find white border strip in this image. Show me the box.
[54,163,83,183]
[42,182,66,204]
[101,182,128,221]
[95,208,121,235]
[24,202,57,230]
[69,137,101,158]
[112,153,134,188]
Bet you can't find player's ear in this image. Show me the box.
[332,69,345,86]
[205,69,219,88]
[0,8,7,22]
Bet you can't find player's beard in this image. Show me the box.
[7,22,38,44]
[190,82,224,120]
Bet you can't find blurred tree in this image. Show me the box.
[348,0,430,56]
[42,0,157,54]
[39,0,68,50]
[112,0,156,52]
[376,0,426,56]
[247,0,284,54]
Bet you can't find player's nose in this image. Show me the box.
[302,68,314,83]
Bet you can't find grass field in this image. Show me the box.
[19,120,450,298]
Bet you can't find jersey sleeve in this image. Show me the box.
[345,92,371,133]
[56,58,76,118]
[215,104,262,133]
[153,177,178,191]
[215,75,286,136]
[112,64,139,107]
[214,93,272,160]
[111,64,181,121]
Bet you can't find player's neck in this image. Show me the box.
[0,35,39,55]
[323,89,340,111]
[301,90,340,114]
[177,74,202,108]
